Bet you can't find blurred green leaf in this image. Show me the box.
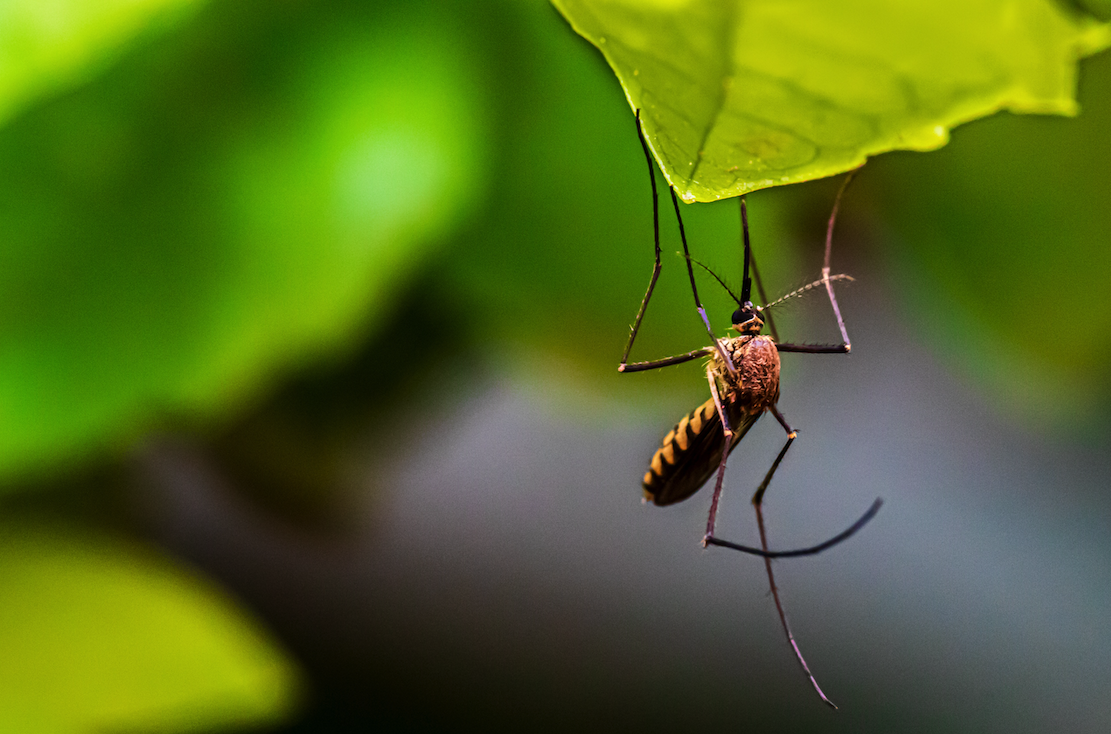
[0,1,488,485]
[0,522,299,732]
[552,0,1111,201]
[0,0,204,128]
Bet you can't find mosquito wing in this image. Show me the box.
[642,397,761,506]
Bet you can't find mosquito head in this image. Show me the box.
[731,301,763,335]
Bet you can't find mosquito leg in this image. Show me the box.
[670,188,736,376]
[701,365,735,544]
[705,404,878,553]
[819,169,860,352]
[704,499,882,558]
[619,110,665,371]
[776,343,850,354]
[619,347,714,373]
[706,364,734,442]
[748,405,836,708]
[771,405,797,439]
[752,407,795,507]
[755,495,838,709]
[748,246,779,342]
[734,196,782,344]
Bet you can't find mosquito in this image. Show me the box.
[619,110,883,709]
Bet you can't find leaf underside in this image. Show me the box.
[553,0,1111,201]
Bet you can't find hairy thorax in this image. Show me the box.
[713,335,781,414]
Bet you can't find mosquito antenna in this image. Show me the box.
[763,274,855,312]
[740,197,753,304]
[688,256,742,305]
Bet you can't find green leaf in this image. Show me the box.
[0,522,299,732]
[0,2,488,484]
[0,0,205,129]
[552,0,1111,201]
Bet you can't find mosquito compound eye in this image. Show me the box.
[732,307,760,327]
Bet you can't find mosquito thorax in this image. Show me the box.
[731,302,763,335]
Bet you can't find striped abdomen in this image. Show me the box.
[642,397,760,506]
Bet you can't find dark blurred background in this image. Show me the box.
[1,0,1110,731]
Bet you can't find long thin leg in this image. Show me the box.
[703,447,731,546]
[772,172,860,355]
[771,404,797,438]
[753,405,795,505]
[620,110,736,375]
[750,406,837,708]
[749,249,779,342]
[619,110,664,370]
[706,363,734,442]
[704,498,882,558]
[671,189,737,375]
[776,343,849,354]
[820,169,860,352]
[620,347,713,373]
[703,402,881,556]
[702,364,735,545]
[755,494,838,709]
[736,196,782,342]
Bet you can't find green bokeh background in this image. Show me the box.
[0,0,1109,732]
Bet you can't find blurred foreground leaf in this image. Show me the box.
[0,1,487,485]
[0,522,299,732]
[0,0,204,128]
[553,0,1111,201]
